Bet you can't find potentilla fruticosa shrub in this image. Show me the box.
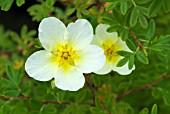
[0,0,170,114]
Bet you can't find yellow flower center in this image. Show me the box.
[52,44,76,68]
[102,42,122,63]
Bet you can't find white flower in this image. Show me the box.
[25,17,106,91]
[92,24,135,75]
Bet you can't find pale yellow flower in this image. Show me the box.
[93,24,135,75]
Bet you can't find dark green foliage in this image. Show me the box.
[0,0,25,11]
[0,0,170,113]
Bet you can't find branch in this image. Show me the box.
[85,74,96,106]
[129,30,144,50]
[116,74,170,100]
[0,95,95,106]
[57,0,74,5]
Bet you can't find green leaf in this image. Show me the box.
[120,1,128,15]
[56,91,65,103]
[160,35,170,44]
[106,1,119,11]
[163,90,170,105]
[147,19,155,39]
[0,0,14,11]
[42,104,57,113]
[35,38,43,48]
[130,7,139,27]
[107,25,121,32]
[163,0,170,13]
[76,10,82,18]
[139,108,149,114]
[126,39,137,51]
[102,17,117,25]
[16,0,25,7]
[4,90,20,97]
[120,29,129,40]
[128,55,135,70]
[27,3,54,22]
[149,0,163,17]
[151,87,162,99]
[21,25,28,37]
[46,0,55,6]
[116,57,129,67]
[137,6,149,16]
[139,14,148,29]
[151,104,157,114]
[95,97,102,109]
[135,0,151,5]
[116,50,132,57]
[6,65,15,81]
[66,8,76,16]
[2,79,17,89]
[75,90,86,102]
[92,75,101,87]
[136,51,149,64]
[81,9,89,15]
[16,67,24,85]
[149,35,170,51]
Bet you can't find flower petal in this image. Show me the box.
[93,62,112,75]
[95,24,118,43]
[66,19,93,50]
[91,35,102,47]
[38,17,66,51]
[75,45,106,73]
[117,37,132,52]
[54,65,85,91]
[25,50,58,81]
[111,63,135,75]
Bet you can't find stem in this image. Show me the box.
[131,0,137,7]
[0,95,95,106]
[116,74,170,100]
[85,74,96,106]
[57,0,74,5]
[129,30,145,51]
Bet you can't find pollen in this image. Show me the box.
[52,44,75,67]
[103,43,121,63]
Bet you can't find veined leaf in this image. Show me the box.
[106,1,119,11]
[16,0,25,7]
[120,1,128,15]
[149,0,163,17]
[116,57,129,67]
[139,14,148,29]
[136,50,149,64]
[66,8,76,16]
[147,19,155,39]
[151,104,157,114]
[117,50,132,57]
[130,7,139,27]
[128,55,135,70]
[126,39,137,51]
[139,108,149,114]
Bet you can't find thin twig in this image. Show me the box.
[0,95,95,106]
[116,74,170,100]
[57,0,74,5]
[129,30,144,50]
[85,74,96,106]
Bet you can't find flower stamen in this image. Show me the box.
[53,44,75,67]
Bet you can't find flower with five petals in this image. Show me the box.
[25,17,106,91]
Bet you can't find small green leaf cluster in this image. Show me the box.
[0,0,25,11]
[27,0,55,22]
